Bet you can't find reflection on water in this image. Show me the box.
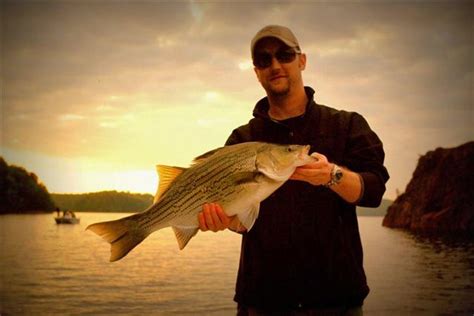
[360,217,474,315]
[0,213,241,315]
[0,214,473,315]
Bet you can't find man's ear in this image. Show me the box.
[299,53,307,71]
[254,67,263,83]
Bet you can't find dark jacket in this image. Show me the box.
[226,87,389,311]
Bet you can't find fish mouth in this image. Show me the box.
[298,145,311,160]
[303,145,310,155]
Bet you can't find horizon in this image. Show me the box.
[2,2,472,200]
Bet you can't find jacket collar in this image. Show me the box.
[252,86,316,121]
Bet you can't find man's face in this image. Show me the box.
[253,37,306,97]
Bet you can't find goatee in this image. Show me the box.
[267,86,290,99]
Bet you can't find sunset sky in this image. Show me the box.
[1,1,472,200]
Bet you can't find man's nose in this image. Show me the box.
[269,56,283,69]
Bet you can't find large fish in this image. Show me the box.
[87,142,315,262]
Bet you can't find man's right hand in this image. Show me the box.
[198,203,246,233]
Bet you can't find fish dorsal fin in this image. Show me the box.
[191,147,223,166]
[154,165,186,203]
[172,226,199,250]
[237,202,261,231]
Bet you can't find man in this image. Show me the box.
[198,25,389,315]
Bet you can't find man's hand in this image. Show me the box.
[198,203,245,232]
[290,152,332,186]
[198,203,231,232]
[290,152,363,203]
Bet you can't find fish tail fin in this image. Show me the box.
[87,214,148,262]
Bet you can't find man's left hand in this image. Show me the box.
[290,152,333,186]
[291,152,363,204]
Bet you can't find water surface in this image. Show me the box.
[0,213,473,315]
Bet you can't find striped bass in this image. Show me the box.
[87,142,315,262]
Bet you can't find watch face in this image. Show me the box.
[326,165,343,187]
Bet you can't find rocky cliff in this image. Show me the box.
[383,142,474,236]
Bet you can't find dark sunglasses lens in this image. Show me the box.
[254,53,272,68]
[253,50,297,68]
[276,51,296,63]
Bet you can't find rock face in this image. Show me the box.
[383,142,474,236]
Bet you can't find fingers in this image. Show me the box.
[203,203,215,230]
[208,203,228,231]
[199,203,214,231]
[293,167,317,176]
[310,152,326,160]
[198,203,231,232]
[290,152,333,186]
[299,152,328,169]
[215,204,231,227]
[290,168,329,185]
[198,211,207,231]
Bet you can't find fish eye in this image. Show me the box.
[287,147,292,152]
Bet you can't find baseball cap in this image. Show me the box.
[251,25,301,58]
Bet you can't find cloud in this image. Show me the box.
[58,114,85,121]
[1,1,472,197]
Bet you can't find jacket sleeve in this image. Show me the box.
[225,124,252,146]
[343,113,390,207]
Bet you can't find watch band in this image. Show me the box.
[325,164,343,187]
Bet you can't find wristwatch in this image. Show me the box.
[325,164,343,187]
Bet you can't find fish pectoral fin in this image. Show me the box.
[172,226,199,250]
[155,165,187,203]
[230,171,259,185]
[237,203,260,231]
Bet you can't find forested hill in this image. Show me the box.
[51,191,154,212]
[1,157,56,213]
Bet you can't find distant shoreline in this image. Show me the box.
[0,210,53,215]
[2,197,392,215]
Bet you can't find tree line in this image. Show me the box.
[1,157,154,214]
[51,191,153,212]
[0,157,56,213]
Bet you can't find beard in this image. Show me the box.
[267,85,290,98]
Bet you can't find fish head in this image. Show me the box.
[256,144,316,181]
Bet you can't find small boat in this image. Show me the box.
[55,210,80,224]
[55,216,80,224]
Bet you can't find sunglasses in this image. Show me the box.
[253,49,298,69]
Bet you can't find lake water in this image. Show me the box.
[0,213,473,315]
